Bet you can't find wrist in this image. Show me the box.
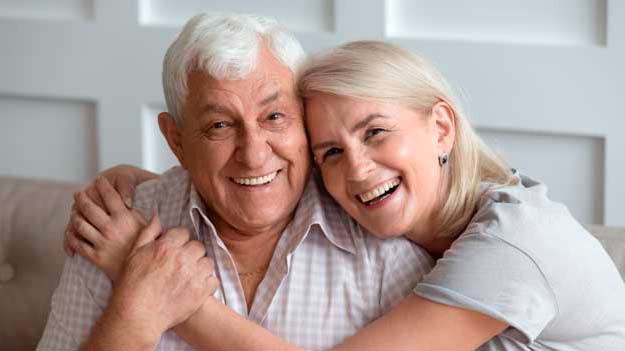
[106,294,163,347]
[84,303,160,351]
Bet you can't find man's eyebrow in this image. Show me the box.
[259,91,280,106]
[201,103,231,115]
[311,113,390,152]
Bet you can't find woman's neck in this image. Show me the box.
[404,213,456,259]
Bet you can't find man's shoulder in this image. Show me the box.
[133,166,190,218]
[359,227,433,269]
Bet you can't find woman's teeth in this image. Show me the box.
[231,171,278,186]
[358,178,401,203]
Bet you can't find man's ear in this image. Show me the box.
[431,101,456,155]
[158,112,185,167]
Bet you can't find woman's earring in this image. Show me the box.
[438,153,449,167]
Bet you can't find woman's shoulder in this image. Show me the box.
[469,171,577,243]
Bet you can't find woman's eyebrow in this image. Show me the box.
[350,113,389,133]
[311,114,390,151]
[311,140,335,152]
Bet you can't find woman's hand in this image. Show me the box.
[63,164,158,258]
[66,177,148,281]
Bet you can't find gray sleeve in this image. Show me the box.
[413,233,557,343]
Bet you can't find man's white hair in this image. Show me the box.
[162,13,307,125]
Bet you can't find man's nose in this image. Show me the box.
[235,127,271,169]
[345,148,375,182]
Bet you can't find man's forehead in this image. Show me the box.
[195,73,298,105]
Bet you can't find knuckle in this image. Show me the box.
[100,222,115,236]
[190,240,206,253]
[153,240,170,257]
[74,218,86,233]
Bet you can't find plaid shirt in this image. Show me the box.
[38,166,433,350]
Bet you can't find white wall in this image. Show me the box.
[0,0,623,226]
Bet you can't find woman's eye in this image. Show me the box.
[323,147,343,160]
[365,128,386,140]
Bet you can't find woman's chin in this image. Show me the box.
[361,220,407,240]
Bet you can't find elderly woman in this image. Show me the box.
[66,41,625,350]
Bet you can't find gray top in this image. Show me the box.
[414,172,625,351]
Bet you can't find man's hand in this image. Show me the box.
[83,216,219,350]
[64,164,158,257]
[107,216,219,343]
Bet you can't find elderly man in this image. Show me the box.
[38,13,432,350]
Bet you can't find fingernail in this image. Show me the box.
[124,197,132,208]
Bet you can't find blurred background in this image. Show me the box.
[0,0,623,226]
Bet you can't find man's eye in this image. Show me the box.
[365,128,386,140]
[267,112,284,121]
[211,121,227,129]
[209,121,230,129]
[323,147,343,160]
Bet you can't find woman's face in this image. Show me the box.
[306,93,454,241]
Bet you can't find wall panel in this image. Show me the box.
[0,0,94,21]
[0,95,97,182]
[139,0,335,33]
[478,129,604,224]
[386,0,607,46]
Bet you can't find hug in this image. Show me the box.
[39,13,625,351]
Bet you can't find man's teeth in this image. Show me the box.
[358,178,401,203]
[232,171,278,186]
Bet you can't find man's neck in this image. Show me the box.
[212,218,290,311]
[218,226,283,273]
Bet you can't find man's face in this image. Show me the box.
[166,45,310,235]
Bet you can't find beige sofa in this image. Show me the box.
[1,176,624,350]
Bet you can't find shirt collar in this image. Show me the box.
[282,174,357,255]
[185,174,356,255]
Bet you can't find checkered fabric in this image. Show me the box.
[38,167,433,350]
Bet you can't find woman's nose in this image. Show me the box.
[345,149,375,182]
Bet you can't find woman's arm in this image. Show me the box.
[334,294,507,351]
[68,178,507,351]
[171,292,506,351]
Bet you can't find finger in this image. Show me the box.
[133,214,162,249]
[67,231,96,260]
[115,177,136,209]
[198,257,219,295]
[63,230,75,257]
[74,191,109,230]
[72,213,104,248]
[63,215,76,256]
[206,276,220,296]
[95,177,127,216]
[183,240,206,261]
[84,182,105,210]
[160,227,192,247]
[131,209,148,227]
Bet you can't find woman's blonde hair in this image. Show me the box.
[299,41,518,238]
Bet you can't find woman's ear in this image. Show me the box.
[157,112,185,167]
[431,101,456,154]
